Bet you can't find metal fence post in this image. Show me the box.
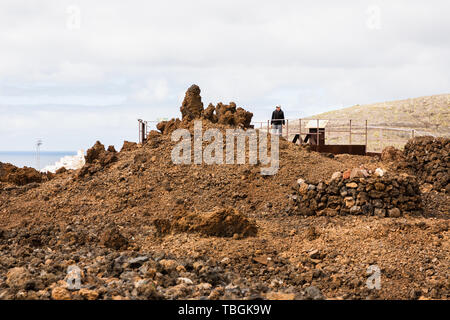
[380,128,383,151]
[316,119,319,148]
[286,119,289,140]
[349,119,352,145]
[365,120,368,150]
[145,121,148,140]
[299,119,302,144]
[138,119,144,144]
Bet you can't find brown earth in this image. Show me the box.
[0,162,51,186]
[154,207,258,238]
[0,86,448,300]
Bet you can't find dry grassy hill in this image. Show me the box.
[298,94,449,152]
[309,94,450,135]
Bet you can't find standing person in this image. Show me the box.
[271,105,285,136]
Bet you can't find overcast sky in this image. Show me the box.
[1,0,449,151]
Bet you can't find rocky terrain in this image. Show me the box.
[402,136,449,192]
[0,162,51,186]
[0,86,448,300]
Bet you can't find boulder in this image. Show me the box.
[99,224,129,250]
[331,172,342,181]
[6,267,31,289]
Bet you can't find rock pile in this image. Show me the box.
[156,118,182,135]
[156,84,253,135]
[202,102,253,128]
[402,136,449,192]
[0,162,50,186]
[77,141,117,177]
[288,170,422,217]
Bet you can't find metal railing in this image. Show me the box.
[138,119,160,144]
[251,118,437,153]
[138,118,439,153]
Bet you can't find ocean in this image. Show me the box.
[0,151,77,170]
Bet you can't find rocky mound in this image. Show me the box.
[203,102,253,128]
[77,141,118,177]
[402,136,449,192]
[156,84,253,135]
[154,207,258,238]
[0,162,50,186]
[1,85,446,300]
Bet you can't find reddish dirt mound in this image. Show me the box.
[78,141,117,177]
[156,118,182,135]
[0,162,50,186]
[120,141,138,152]
[154,207,258,238]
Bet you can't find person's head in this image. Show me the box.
[276,105,281,111]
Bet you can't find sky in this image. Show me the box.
[0,0,449,151]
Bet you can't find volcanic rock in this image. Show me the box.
[99,224,129,250]
[381,146,404,162]
[180,84,204,121]
[154,207,258,238]
[0,162,47,186]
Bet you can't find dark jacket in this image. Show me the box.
[271,109,285,125]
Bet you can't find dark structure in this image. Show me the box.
[292,120,367,156]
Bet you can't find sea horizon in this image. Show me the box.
[0,150,78,170]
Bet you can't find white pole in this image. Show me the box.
[36,139,42,170]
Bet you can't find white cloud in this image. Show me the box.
[0,94,125,106]
[130,79,169,103]
[0,0,449,150]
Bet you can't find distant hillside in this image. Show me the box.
[309,94,450,135]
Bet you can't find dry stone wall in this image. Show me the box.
[288,170,422,217]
